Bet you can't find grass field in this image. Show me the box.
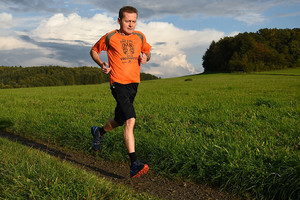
[0,68,299,199]
[0,137,157,199]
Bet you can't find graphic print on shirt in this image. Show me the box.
[120,39,138,63]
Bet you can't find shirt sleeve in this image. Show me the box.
[92,34,107,54]
[142,42,151,53]
[141,33,151,53]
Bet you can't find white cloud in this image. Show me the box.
[18,12,224,78]
[0,0,66,13]
[137,22,224,77]
[31,13,117,44]
[236,12,265,25]
[0,36,39,50]
[0,12,45,34]
[228,31,240,37]
[274,11,300,18]
[85,0,291,25]
[0,36,69,67]
[24,56,71,67]
[144,53,197,78]
[0,12,13,29]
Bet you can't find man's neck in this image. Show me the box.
[118,29,131,36]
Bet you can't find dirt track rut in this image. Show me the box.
[0,131,242,200]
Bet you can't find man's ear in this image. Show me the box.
[118,17,121,25]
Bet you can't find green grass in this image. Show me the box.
[0,137,157,199]
[0,68,299,199]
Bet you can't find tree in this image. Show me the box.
[0,66,158,89]
[203,28,300,73]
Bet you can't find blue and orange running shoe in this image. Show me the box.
[91,126,104,152]
[130,160,149,178]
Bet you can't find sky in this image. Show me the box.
[0,0,299,78]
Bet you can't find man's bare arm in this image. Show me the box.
[90,49,111,74]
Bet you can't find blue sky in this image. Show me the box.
[0,0,299,78]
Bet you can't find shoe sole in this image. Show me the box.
[92,148,99,152]
[131,164,149,178]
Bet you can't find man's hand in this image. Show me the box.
[90,50,111,74]
[101,62,111,74]
[139,53,149,65]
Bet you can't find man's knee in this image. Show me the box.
[125,118,135,128]
[104,118,119,131]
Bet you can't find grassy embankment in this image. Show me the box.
[0,68,299,199]
[0,137,157,199]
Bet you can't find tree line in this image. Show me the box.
[202,28,300,72]
[0,66,159,89]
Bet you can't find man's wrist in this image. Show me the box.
[146,54,151,61]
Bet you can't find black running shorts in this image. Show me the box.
[110,82,139,126]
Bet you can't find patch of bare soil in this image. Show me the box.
[0,131,243,200]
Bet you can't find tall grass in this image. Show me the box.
[0,137,157,199]
[0,68,299,199]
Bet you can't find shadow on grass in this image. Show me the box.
[0,118,14,130]
[0,129,124,180]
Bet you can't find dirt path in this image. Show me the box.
[0,131,242,200]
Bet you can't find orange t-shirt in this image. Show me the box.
[92,30,151,84]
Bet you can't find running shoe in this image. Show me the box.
[91,126,104,152]
[130,160,149,178]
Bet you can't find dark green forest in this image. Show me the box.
[0,66,159,89]
[202,28,300,72]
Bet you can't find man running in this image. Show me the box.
[90,6,151,178]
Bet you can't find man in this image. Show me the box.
[90,6,151,178]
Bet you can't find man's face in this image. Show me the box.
[118,12,137,35]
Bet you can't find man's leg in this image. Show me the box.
[124,117,149,178]
[92,118,119,152]
[104,118,119,132]
[124,117,136,154]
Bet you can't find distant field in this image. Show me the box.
[0,68,299,199]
